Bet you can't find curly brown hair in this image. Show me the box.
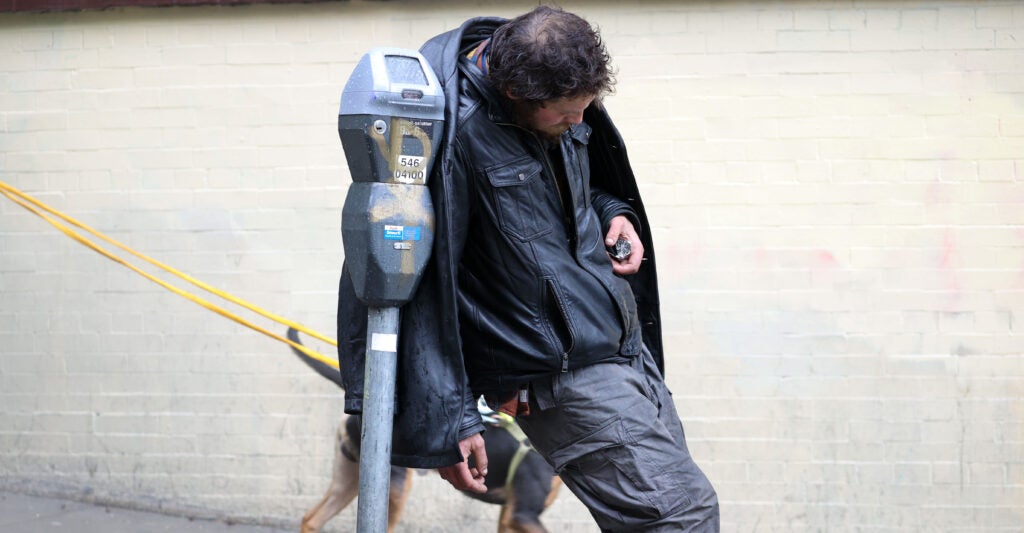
[488,5,615,106]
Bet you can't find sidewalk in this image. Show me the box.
[0,491,292,533]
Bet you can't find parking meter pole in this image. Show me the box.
[337,48,444,533]
[357,306,399,532]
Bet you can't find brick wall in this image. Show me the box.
[1,1,1022,531]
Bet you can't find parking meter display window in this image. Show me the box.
[385,55,428,85]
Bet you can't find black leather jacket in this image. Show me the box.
[337,16,663,469]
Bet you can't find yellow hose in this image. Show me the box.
[0,181,339,370]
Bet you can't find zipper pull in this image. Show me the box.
[561,353,569,372]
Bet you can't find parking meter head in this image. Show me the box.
[338,48,444,307]
[338,48,445,185]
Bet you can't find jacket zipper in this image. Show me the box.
[501,121,576,372]
[545,278,575,372]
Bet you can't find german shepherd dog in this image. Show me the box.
[287,328,562,533]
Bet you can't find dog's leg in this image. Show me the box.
[303,415,414,533]
[387,467,413,532]
[301,421,361,533]
[543,476,562,510]
[498,491,549,533]
[498,452,563,533]
[498,492,517,533]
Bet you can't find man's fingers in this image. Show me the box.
[437,463,487,494]
[472,451,488,479]
[463,471,486,493]
[605,225,624,246]
[464,432,488,478]
[436,433,489,493]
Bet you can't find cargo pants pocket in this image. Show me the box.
[547,415,693,530]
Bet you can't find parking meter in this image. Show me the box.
[337,47,444,533]
[339,47,444,307]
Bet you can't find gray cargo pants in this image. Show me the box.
[516,347,720,532]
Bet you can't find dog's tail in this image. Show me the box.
[287,327,343,388]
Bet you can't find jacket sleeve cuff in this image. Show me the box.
[592,188,642,238]
[457,391,485,441]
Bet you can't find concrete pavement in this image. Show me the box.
[0,491,292,533]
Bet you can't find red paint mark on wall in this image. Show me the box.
[814,250,838,268]
[941,230,962,293]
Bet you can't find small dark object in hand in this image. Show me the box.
[609,236,631,261]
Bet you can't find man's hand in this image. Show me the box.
[437,433,488,494]
[606,215,643,275]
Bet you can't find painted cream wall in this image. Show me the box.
[1,1,1022,531]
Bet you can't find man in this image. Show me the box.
[338,5,719,531]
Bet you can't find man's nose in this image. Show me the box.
[567,112,584,125]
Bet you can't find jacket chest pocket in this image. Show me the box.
[485,156,553,241]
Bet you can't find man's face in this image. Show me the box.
[514,95,595,140]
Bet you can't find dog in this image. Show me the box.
[287,328,562,533]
